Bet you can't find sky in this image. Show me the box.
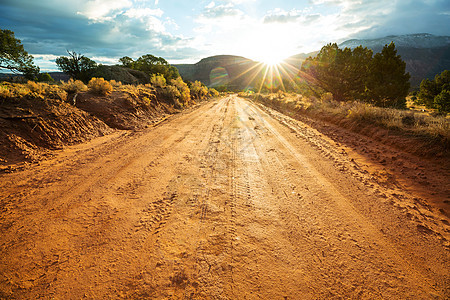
[1,0,449,71]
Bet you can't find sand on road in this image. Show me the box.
[0,96,448,299]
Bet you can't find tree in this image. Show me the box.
[417,78,437,107]
[300,44,372,101]
[0,29,39,79]
[346,46,373,100]
[55,51,97,83]
[119,56,134,68]
[124,54,180,81]
[417,70,450,112]
[366,42,410,108]
[434,90,450,113]
[37,72,54,82]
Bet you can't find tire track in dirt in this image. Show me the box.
[0,96,448,299]
[243,98,449,298]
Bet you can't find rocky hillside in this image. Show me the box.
[174,55,260,90]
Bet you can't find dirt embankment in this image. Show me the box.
[0,91,179,171]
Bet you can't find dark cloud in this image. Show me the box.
[332,0,450,39]
[0,0,202,68]
[357,1,449,38]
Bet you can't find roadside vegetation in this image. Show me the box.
[242,91,449,156]
[415,70,450,113]
[299,42,410,108]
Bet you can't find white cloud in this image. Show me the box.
[77,0,132,21]
[124,8,164,18]
[263,8,304,24]
[200,3,243,19]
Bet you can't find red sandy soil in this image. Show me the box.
[0,95,448,299]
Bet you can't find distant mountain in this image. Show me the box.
[338,33,450,87]
[174,55,261,90]
[283,53,314,68]
[339,33,450,51]
[0,72,70,82]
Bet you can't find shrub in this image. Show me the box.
[0,83,12,98]
[170,77,190,104]
[109,79,122,87]
[61,79,88,94]
[208,88,220,97]
[0,82,68,101]
[321,92,333,102]
[150,74,166,88]
[44,84,67,101]
[162,85,182,108]
[417,70,450,111]
[88,77,113,95]
[26,81,45,94]
[190,80,208,100]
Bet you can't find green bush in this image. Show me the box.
[434,90,450,113]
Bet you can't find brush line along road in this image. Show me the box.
[0,95,448,299]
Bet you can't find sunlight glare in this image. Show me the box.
[260,54,283,66]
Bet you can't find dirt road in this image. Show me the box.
[0,96,449,299]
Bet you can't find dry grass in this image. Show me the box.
[0,81,68,101]
[88,78,113,96]
[247,92,450,148]
[60,79,88,94]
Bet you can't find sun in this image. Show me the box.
[258,52,285,66]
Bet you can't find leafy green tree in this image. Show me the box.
[301,43,342,99]
[417,78,437,107]
[37,72,54,82]
[0,29,39,79]
[119,56,134,68]
[434,90,450,113]
[55,51,97,83]
[346,46,373,100]
[417,70,450,112]
[301,44,373,101]
[130,54,180,81]
[366,42,410,108]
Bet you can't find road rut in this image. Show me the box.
[0,96,448,299]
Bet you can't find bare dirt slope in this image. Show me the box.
[0,96,448,299]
